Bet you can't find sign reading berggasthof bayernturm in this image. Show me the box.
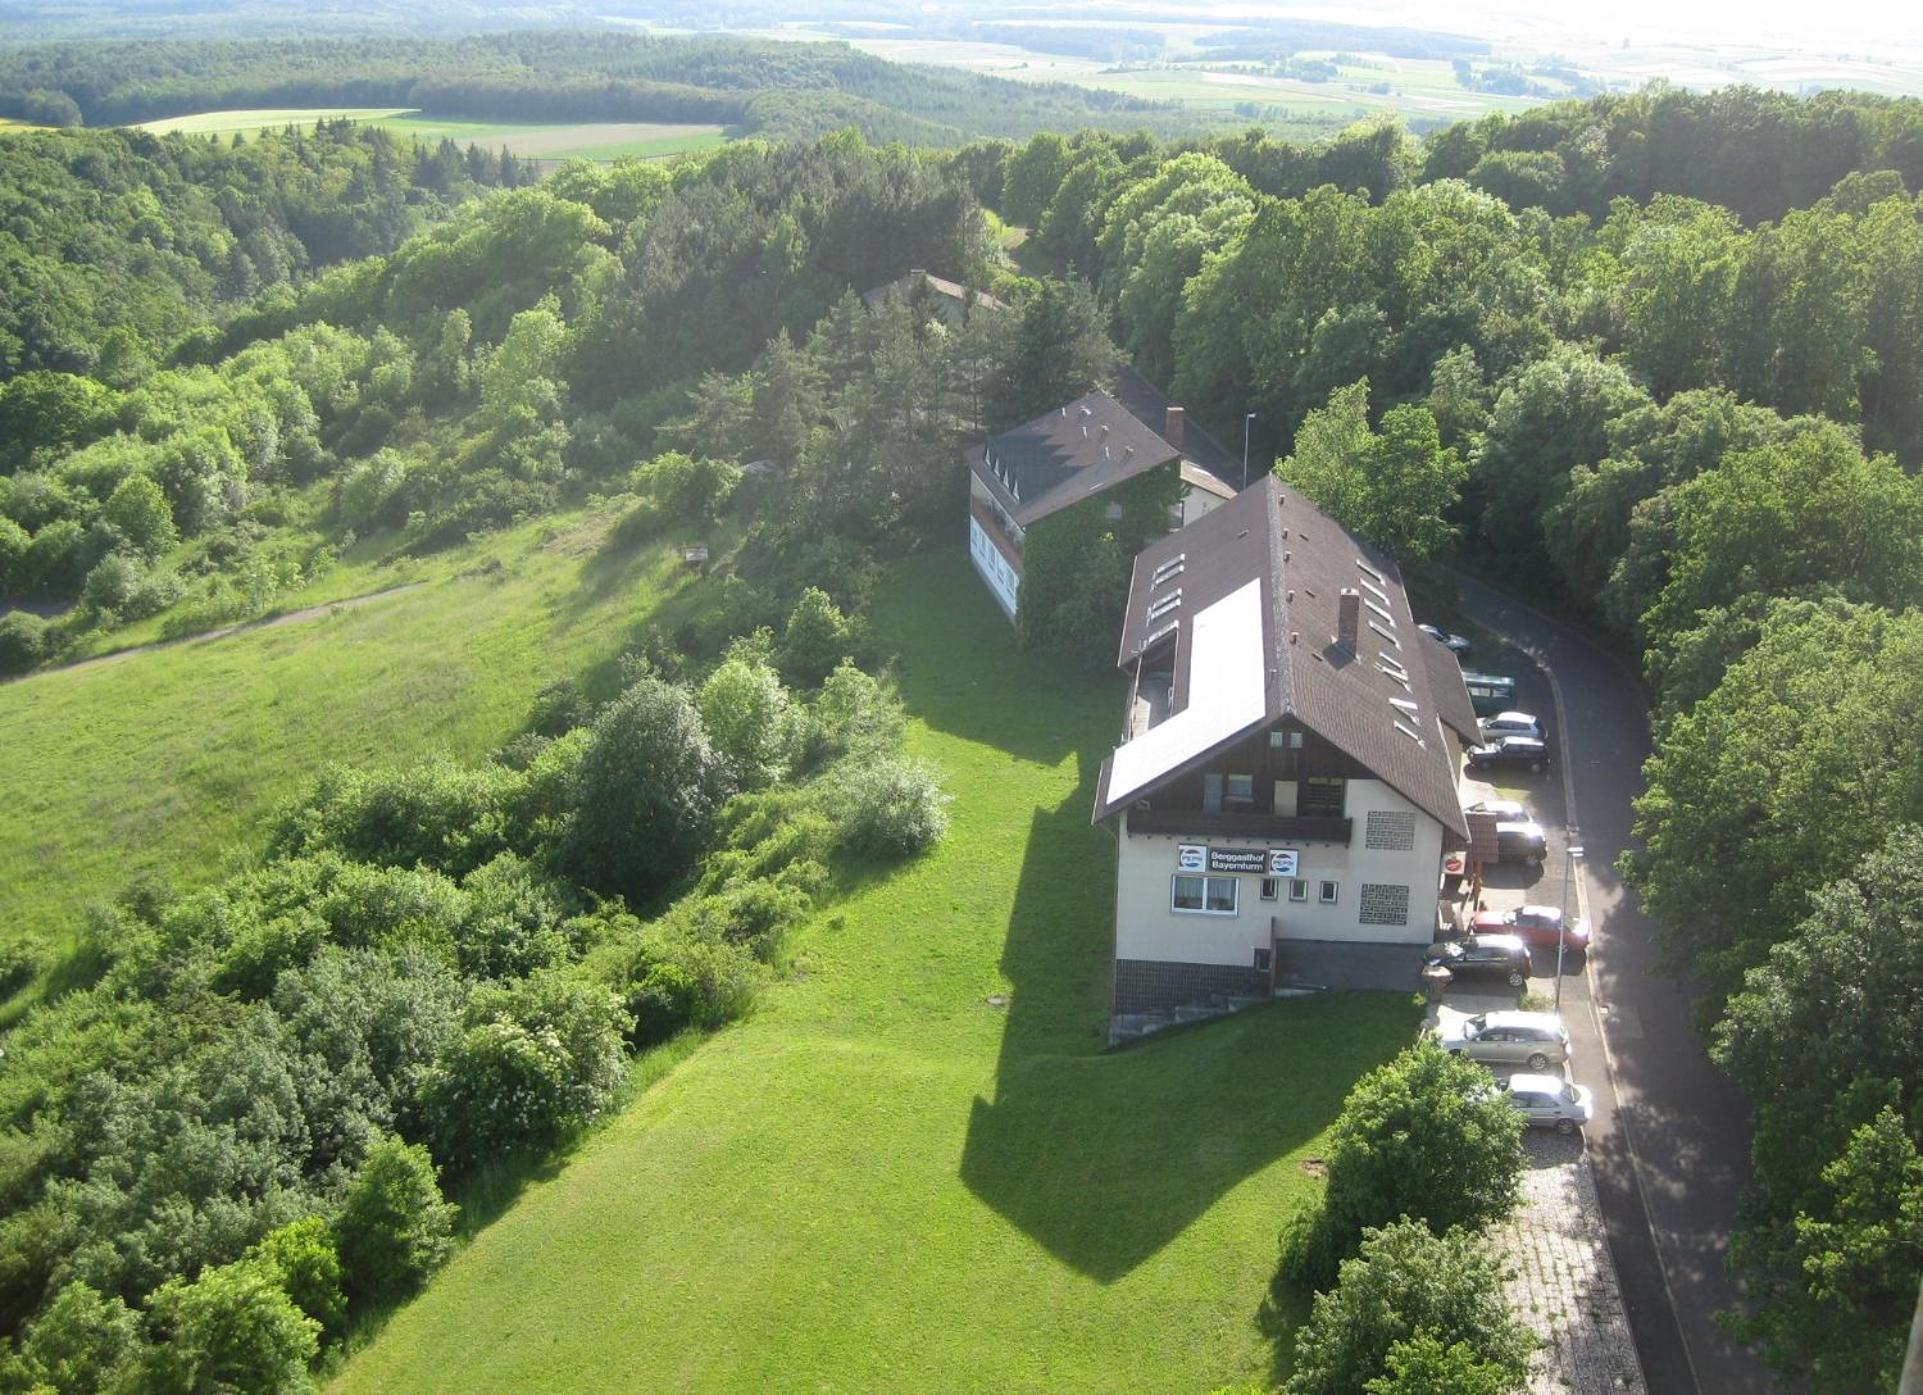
[1177,845,1301,876]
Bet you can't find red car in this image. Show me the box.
[1469,904,1590,952]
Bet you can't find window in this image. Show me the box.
[1299,777,1346,818]
[1260,877,1279,901]
[1319,880,1340,905]
[1268,729,1306,750]
[1172,875,1238,916]
[1225,773,1255,807]
[1202,773,1224,814]
[1289,878,1310,902]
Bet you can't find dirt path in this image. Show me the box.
[25,582,426,680]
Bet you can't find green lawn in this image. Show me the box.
[331,548,1418,1394]
[0,504,711,1008]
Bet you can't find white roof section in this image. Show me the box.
[1103,579,1267,808]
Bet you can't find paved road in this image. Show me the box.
[1458,576,1773,1395]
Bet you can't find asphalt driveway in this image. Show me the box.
[1456,576,1772,1395]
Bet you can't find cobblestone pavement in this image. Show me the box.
[1499,1133,1649,1395]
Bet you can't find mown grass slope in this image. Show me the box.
[331,547,1418,1394]
[0,505,705,1005]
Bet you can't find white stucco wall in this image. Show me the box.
[1179,485,1230,526]
[1114,779,1445,966]
[966,476,1021,622]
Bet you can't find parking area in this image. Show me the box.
[1429,634,1646,1395]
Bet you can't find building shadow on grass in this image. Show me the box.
[958,798,1416,1283]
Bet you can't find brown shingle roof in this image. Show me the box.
[860,270,1006,313]
[1416,631,1481,744]
[969,391,1181,528]
[1094,474,1468,840]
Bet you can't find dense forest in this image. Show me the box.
[3,50,1923,1389]
[0,33,1188,145]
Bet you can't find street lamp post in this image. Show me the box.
[1557,836,1583,1012]
[1242,412,1257,491]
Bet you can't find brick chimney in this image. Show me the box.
[1336,588,1361,654]
[1164,404,1185,451]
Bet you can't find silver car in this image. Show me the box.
[1477,711,1545,742]
[1431,1009,1571,1070]
[1504,1074,1594,1134]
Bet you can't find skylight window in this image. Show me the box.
[1356,559,1387,585]
[1393,720,1426,744]
[1364,597,1395,625]
[1368,618,1401,648]
[1150,553,1186,587]
[1389,696,1419,714]
[1147,589,1183,622]
[1358,575,1391,606]
[1142,619,1179,650]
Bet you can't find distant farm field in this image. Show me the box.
[138,107,417,135]
[135,108,729,160]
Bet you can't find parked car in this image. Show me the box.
[1471,904,1591,952]
[1477,710,1545,741]
[1418,623,1471,655]
[1503,1073,1594,1134]
[1467,736,1550,774]
[1431,1008,1572,1070]
[1462,671,1518,717]
[1495,820,1548,865]
[1423,934,1533,987]
[1465,796,1529,822]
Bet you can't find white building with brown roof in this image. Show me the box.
[965,390,1235,622]
[1091,474,1479,1019]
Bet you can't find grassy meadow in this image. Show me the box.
[0,503,720,1014]
[330,548,1418,1394]
[134,108,729,160]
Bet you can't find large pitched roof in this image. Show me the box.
[968,391,1181,527]
[1416,632,1481,744]
[861,270,1006,313]
[1093,474,1468,839]
[1112,363,1242,493]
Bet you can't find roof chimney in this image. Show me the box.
[1164,405,1185,450]
[1337,588,1361,655]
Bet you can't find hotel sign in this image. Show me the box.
[1178,845,1300,876]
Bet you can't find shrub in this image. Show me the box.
[245,1217,345,1342]
[456,852,576,980]
[423,973,632,1170]
[273,757,520,876]
[141,1258,320,1395]
[336,450,410,532]
[831,755,951,859]
[1286,1220,1533,1395]
[806,661,905,763]
[778,586,852,685]
[8,1280,145,1395]
[562,676,733,903]
[610,922,767,1043]
[0,608,49,675]
[1282,1041,1525,1287]
[334,1137,457,1306]
[697,654,803,789]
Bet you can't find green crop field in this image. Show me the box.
[134,108,729,160]
[330,548,1418,1394]
[0,503,722,1019]
[137,107,418,136]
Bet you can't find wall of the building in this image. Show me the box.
[1114,779,1445,974]
[1179,486,1231,527]
[967,473,1022,621]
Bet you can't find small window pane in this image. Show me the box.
[1289,879,1309,902]
[1260,878,1279,901]
[1319,880,1340,905]
[1225,773,1254,805]
[1205,877,1238,913]
[1202,773,1225,814]
[1172,876,1205,911]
